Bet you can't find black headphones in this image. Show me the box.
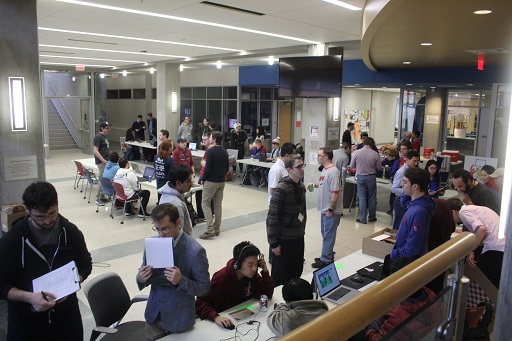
[233,244,252,271]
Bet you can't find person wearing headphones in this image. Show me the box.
[195,241,274,328]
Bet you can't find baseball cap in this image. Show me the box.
[234,122,241,129]
[100,122,111,128]
[272,138,280,145]
[489,167,504,178]
[177,138,187,144]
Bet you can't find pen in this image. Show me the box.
[41,291,49,302]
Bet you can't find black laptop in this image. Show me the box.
[356,261,385,281]
[137,166,155,182]
[258,154,271,162]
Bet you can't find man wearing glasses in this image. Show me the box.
[137,203,210,340]
[0,182,92,341]
[267,155,307,286]
[311,147,344,269]
[93,121,111,177]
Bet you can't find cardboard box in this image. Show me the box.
[1,204,27,233]
[362,228,398,259]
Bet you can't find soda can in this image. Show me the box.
[148,175,152,183]
[260,295,268,311]
[307,183,314,192]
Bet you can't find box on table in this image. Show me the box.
[362,228,398,259]
[2,204,27,233]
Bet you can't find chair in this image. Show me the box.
[73,160,87,192]
[120,136,127,155]
[112,182,146,224]
[83,168,98,203]
[96,178,115,214]
[83,272,148,341]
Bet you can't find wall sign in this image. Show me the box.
[4,155,38,181]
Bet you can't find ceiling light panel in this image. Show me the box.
[39,54,145,63]
[39,44,187,59]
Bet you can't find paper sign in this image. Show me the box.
[33,261,80,301]
[145,238,174,268]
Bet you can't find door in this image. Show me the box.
[278,101,292,142]
[80,99,91,154]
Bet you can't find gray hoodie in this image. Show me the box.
[177,122,193,142]
[158,183,193,235]
[267,300,328,336]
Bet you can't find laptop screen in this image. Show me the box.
[314,262,342,297]
[143,166,155,178]
[188,142,197,150]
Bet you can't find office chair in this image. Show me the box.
[83,272,148,341]
[111,182,146,224]
[96,177,115,215]
[83,168,98,203]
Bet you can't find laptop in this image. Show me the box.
[227,149,238,158]
[131,163,141,173]
[188,142,197,151]
[313,262,360,305]
[137,166,155,182]
[356,261,385,281]
[258,154,270,162]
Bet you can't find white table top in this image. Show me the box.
[191,150,205,158]
[126,140,157,149]
[237,158,275,169]
[160,250,381,340]
[73,158,98,172]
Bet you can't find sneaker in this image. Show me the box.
[356,218,367,224]
[311,260,327,269]
[124,212,132,216]
[95,199,105,206]
[199,232,216,240]
[138,212,151,218]
[369,218,377,222]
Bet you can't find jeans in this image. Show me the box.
[201,181,225,234]
[127,189,150,214]
[356,175,377,223]
[393,196,406,230]
[320,213,342,264]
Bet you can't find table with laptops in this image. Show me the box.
[236,156,275,187]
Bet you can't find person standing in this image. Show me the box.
[93,121,111,177]
[172,138,195,176]
[196,132,213,221]
[452,169,498,213]
[199,131,229,239]
[267,156,307,286]
[230,122,247,174]
[0,182,92,341]
[391,151,420,229]
[342,122,354,145]
[311,147,344,268]
[137,203,210,339]
[350,138,382,224]
[333,142,351,196]
[147,113,157,142]
[177,116,193,142]
[411,130,421,153]
[132,115,146,141]
[154,140,174,203]
[200,117,213,138]
[267,142,296,204]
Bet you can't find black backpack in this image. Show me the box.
[186,200,198,227]
[463,302,493,341]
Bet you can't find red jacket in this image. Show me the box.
[172,147,194,168]
[195,258,274,321]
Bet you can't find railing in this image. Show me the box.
[280,232,479,341]
[47,81,81,147]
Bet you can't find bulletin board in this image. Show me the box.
[344,110,371,139]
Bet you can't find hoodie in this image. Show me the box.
[113,167,139,198]
[267,300,328,336]
[102,160,120,180]
[158,183,193,235]
[390,195,436,260]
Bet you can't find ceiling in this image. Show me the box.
[36,0,512,76]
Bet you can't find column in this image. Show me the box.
[156,62,180,143]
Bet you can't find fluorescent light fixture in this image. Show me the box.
[39,27,242,52]
[122,70,127,76]
[267,56,276,65]
[179,64,184,72]
[322,0,362,11]
[420,42,432,46]
[72,76,76,81]
[149,68,155,74]
[474,10,492,15]
[403,61,411,64]
[171,92,177,112]
[498,94,512,239]
[99,73,105,78]
[406,83,413,86]
[333,97,340,121]
[54,0,321,44]
[39,44,187,59]
[39,54,145,64]
[8,77,28,131]
[216,61,222,69]
[40,61,115,68]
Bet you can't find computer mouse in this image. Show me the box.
[224,324,235,330]
[351,274,364,283]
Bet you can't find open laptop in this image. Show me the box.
[188,142,197,151]
[226,149,238,158]
[131,163,141,173]
[258,154,271,162]
[313,262,360,305]
[356,261,385,281]
[137,166,154,182]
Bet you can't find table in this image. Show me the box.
[73,158,98,172]
[126,140,157,149]
[191,150,205,158]
[160,250,381,340]
[236,158,275,186]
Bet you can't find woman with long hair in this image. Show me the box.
[425,160,444,198]
[154,139,174,203]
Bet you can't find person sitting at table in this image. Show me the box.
[113,157,151,217]
[267,278,328,337]
[249,139,267,187]
[480,165,498,191]
[425,159,445,198]
[154,140,174,203]
[195,241,274,329]
[102,151,120,181]
[132,114,146,141]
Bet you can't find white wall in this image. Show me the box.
[181,67,238,86]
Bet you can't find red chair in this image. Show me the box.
[111,182,146,224]
[73,160,87,192]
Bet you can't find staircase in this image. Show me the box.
[47,99,78,150]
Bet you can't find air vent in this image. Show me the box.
[465,48,509,55]
[68,39,117,45]
[200,1,265,16]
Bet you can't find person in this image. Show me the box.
[425,159,444,198]
[381,148,398,179]
[400,131,412,144]
[230,122,247,174]
[480,165,498,191]
[342,122,354,145]
[136,203,210,339]
[177,115,193,142]
[333,142,351,193]
[266,156,307,286]
[0,182,92,341]
[390,141,412,177]
[154,140,174,203]
[270,138,281,160]
[311,147,344,268]
[356,132,379,152]
[200,117,213,138]
[93,121,110,177]
[199,130,211,151]
[157,129,171,152]
[113,157,151,217]
[102,151,120,181]
[447,198,505,288]
[132,114,146,141]
[195,241,274,328]
[199,131,229,239]
[158,165,194,236]
[172,138,195,176]
[488,167,504,192]
[390,168,436,262]
[451,169,497,213]
[124,127,138,160]
[391,151,420,230]
[250,138,266,156]
[249,138,267,187]
[268,142,296,204]
[411,130,421,153]
[251,126,266,147]
[147,113,157,142]
[196,132,213,221]
[350,138,383,224]
[267,278,328,337]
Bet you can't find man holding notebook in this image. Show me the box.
[0,182,92,341]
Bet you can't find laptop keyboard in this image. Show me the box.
[326,287,351,301]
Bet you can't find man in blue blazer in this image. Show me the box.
[137,203,210,340]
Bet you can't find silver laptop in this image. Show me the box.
[226,149,238,158]
[188,142,197,151]
[313,262,360,305]
[131,163,141,173]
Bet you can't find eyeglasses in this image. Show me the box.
[317,154,326,158]
[152,223,175,234]
[294,164,306,169]
[30,208,58,222]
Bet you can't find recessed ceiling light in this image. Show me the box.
[467,84,474,86]
[354,83,360,86]
[179,64,184,72]
[474,10,492,15]
[216,61,222,69]
[267,56,276,65]
[406,84,412,86]
[122,70,127,77]
[322,0,362,11]
[403,61,411,65]
[421,43,432,46]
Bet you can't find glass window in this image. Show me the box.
[207,87,222,99]
[241,87,259,100]
[260,87,272,100]
[106,90,118,99]
[208,100,222,130]
[133,89,145,99]
[447,91,480,106]
[119,89,131,99]
[400,89,426,139]
[194,87,206,99]
[152,88,157,99]
[259,101,272,137]
[224,86,237,99]
[181,87,192,99]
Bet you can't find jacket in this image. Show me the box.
[102,160,120,180]
[267,300,328,336]
[177,122,193,141]
[137,233,210,333]
[230,129,247,149]
[250,145,267,156]
[113,167,139,198]
[158,183,193,235]
[154,156,174,190]
[172,147,194,168]
[195,258,274,321]
[391,195,436,260]
[0,215,92,324]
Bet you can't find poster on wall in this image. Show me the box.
[4,155,38,181]
[310,125,319,138]
[344,110,370,140]
[327,127,339,141]
[464,156,498,182]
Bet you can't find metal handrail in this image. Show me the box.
[280,232,479,341]
[47,81,80,131]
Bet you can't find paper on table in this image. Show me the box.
[32,261,80,302]
[145,237,174,268]
[372,234,390,241]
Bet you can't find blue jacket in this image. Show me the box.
[391,195,436,260]
[102,161,119,180]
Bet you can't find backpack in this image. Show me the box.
[186,200,198,227]
[463,302,493,341]
[250,171,261,187]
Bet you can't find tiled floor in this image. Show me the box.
[45,148,391,339]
